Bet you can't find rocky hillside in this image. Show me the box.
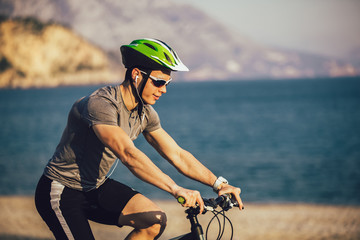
[0,17,120,88]
[0,0,358,88]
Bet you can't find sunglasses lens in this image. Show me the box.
[152,80,167,87]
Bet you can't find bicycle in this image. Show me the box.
[169,195,240,240]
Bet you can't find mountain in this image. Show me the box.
[0,17,119,88]
[0,0,358,88]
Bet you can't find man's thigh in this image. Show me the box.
[85,179,166,230]
[85,179,140,225]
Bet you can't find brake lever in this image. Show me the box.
[220,194,240,211]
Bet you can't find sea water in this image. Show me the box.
[0,77,359,205]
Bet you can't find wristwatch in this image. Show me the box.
[212,176,228,192]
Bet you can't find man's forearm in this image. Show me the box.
[120,146,181,195]
[173,149,217,187]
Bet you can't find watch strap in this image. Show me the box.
[213,176,228,192]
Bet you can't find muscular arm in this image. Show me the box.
[93,124,205,210]
[92,124,181,195]
[144,128,244,210]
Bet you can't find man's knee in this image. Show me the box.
[157,210,167,230]
[146,211,167,233]
[146,211,167,238]
[118,194,168,238]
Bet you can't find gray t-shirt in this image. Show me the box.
[44,85,161,191]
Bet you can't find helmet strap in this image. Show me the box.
[130,68,150,121]
[138,69,149,100]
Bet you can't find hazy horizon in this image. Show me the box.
[181,0,360,59]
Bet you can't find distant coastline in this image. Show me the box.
[1,10,359,89]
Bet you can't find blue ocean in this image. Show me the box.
[0,77,359,205]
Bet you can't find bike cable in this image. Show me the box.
[205,209,234,240]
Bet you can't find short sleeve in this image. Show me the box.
[143,106,161,133]
[81,95,118,127]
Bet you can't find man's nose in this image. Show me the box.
[159,85,167,93]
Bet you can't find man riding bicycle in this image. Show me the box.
[35,38,244,240]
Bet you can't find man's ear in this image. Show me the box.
[131,68,141,85]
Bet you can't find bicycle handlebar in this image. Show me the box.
[176,194,239,239]
[177,194,239,212]
[204,194,239,211]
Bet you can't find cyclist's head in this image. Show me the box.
[120,39,188,106]
[120,38,189,72]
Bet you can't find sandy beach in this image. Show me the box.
[0,196,359,240]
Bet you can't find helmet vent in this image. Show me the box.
[164,52,173,65]
[144,43,157,51]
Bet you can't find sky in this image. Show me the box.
[180,0,360,59]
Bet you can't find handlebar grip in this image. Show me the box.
[177,196,186,204]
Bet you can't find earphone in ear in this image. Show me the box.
[135,76,139,82]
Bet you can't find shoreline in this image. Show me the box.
[0,196,359,240]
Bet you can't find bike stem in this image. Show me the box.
[186,208,205,240]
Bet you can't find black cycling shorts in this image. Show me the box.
[35,175,139,240]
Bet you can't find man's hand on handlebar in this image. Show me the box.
[217,184,244,210]
[174,187,205,213]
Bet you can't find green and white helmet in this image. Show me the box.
[120,38,189,71]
